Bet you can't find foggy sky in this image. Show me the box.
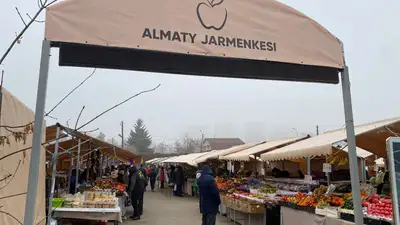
[1,0,400,145]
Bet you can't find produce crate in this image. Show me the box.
[52,198,64,208]
[340,213,384,225]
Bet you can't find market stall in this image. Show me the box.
[45,124,136,224]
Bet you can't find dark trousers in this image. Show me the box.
[130,195,140,217]
[202,213,216,225]
[176,184,183,196]
[150,179,156,190]
[138,192,144,214]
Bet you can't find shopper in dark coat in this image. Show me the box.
[127,166,146,220]
[149,167,157,192]
[174,166,185,197]
[197,165,221,225]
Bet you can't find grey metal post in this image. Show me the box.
[360,158,366,183]
[67,153,73,193]
[75,139,81,193]
[23,40,51,225]
[307,156,311,192]
[341,65,363,225]
[46,125,60,225]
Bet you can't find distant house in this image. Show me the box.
[202,138,245,152]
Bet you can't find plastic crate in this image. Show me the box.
[52,198,64,208]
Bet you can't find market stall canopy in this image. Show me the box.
[375,158,385,167]
[145,158,160,164]
[332,142,373,159]
[163,152,209,166]
[221,136,309,161]
[195,143,260,164]
[45,0,343,83]
[261,117,400,161]
[46,124,137,162]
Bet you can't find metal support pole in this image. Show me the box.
[360,158,366,183]
[67,153,73,193]
[341,66,363,225]
[113,147,116,165]
[75,139,81,193]
[23,40,51,225]
[307,156,311,193]
[46,125,60,225]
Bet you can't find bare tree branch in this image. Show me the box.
[15,7,27,26]
[0,211,22,225]
[0,160,21,189]
[0,192,26,200]
[82,128,99,133]
[0,0,59,65]
[46,68,96,116]
[26,13,45,23]
[77,84,161,130]
[74,106,85,129]
[0,84,161,162]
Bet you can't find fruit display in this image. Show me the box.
[365,194,393,220]
[216,177,246,192]
[341,197,354,210]
[327,155,348,166]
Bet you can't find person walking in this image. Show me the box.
[174,166,185,197]
[149,167,157,192]
[158,166,166,189]
[127,166,146,220]
[197,165,221,225]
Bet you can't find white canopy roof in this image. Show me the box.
[333,142,373,159]
[375,158,385,167]
[261,117,400,161]
[163,152,209,166]
[221,136,308,161]
[145,158,159,163]
[194,143,260,164]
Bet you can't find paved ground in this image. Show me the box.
[124,190,228,225]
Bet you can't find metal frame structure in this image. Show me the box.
[23,29,362,225]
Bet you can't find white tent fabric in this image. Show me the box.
[0,88,46,225]
[221,136,308,161]
[195,143,261,164]
[375,158,385,167]
[163,152,209,166]
[332,142,373,159]
[261,117,400,161]
[145,158,159,163]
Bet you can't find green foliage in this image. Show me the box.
[126,118,153,153]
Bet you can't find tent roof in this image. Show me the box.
[221,136,309,161]
[163,152,209,166]
[46,124,137,162]
[261,117,400,161]
[195,143,260,164]
[332,143,373,159]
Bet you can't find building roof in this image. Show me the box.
[203,138,245,150]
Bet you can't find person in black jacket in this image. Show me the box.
[174,165,185,197]
[127,166,146,220]
[149,167,157,192]
[198,165,221,225]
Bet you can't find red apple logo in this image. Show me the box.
[196,0,228,31]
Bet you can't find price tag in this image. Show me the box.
[323,163,332,173]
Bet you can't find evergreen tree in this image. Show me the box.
[126,118,153,153]
[96,132,106,141]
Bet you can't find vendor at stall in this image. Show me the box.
[244,171,260,185]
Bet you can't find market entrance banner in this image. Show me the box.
[45,0,344,83]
